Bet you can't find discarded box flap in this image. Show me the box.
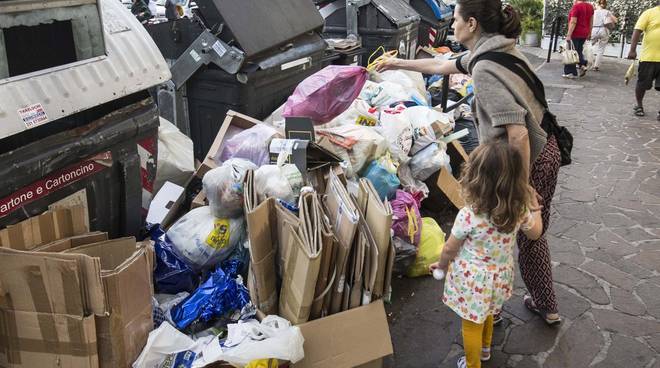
[0,247,106,316]
[34,232,108,253]
[195,0,324,57]
[0,309,99,368]
[294,300,393,368]
[372,0,421,27]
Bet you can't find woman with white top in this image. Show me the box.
[590,0,617,71]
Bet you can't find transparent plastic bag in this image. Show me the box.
[167,206,245,272]
[203,158,257,218]
[156,117,194,193]
[254,163,303,203]
[409,142,450,181]
[316,124,389,177]
[217,125,281,166]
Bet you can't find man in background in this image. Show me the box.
[628,1,660,120]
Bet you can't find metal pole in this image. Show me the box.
[553,17,562,52]
[441,75,450,112]
[547,18,556,63]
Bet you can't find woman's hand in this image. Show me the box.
[529,187,543,212]
[374,57,401,72]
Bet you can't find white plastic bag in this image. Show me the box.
[216,125,282,166]
[316,124,389,177]
[323,99,379,128]
[203,158,257,218]
[192,316,305,368]
[378,104,414,164]
[132,322,211,368]
[409,142,450,181]
[397,163,430,198]
[377,70,428,105]
[167,206,245,271]
[583,41,594,68]
[254,161,303,204]
[155,117,194,193]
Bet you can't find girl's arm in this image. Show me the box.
[429,235,466,273]
[375,57,461,75]
[521,192,544,240]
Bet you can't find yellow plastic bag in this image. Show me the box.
[407,217,445,277]
[245,358,279,368]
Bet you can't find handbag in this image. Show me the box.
[561,41,580,65]
[604,12,616,31]
[472,52,573,166]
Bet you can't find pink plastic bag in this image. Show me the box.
[391,190,423,246]
[283,65,368,124]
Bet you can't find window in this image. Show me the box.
[0,0,106,80]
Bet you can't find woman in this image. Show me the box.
[376,0,561,326]
[591,0,617,71]
[564,0,594,78]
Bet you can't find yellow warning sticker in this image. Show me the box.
[356,115,377,127]
[206,219,230,249]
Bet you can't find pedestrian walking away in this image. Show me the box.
[590,0,617,71]
[429,142,544,368]
[627,1,660,120]
[563,0,594,78]
[375,0,562,329]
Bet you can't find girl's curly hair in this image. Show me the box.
[459,141,535,233]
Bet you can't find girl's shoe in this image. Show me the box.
[562,74,577,79]
[481,348,491,362]
[492,312,503,325]
[523,295,561,326]
[457,356,467,368]
[634,105,645,117]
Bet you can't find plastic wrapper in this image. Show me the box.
[167,206,245,272]
[391,190,423,246]
[192,316,305,368]
[361,158,400,201]
[153,292,190,327]
[203,158,257,218]
[316,124,389,177]
[149,225,198,295]
[132,322,210,368]
[217,125,282,166]
[170,261,251,330]
[392,237,417,275]
[283,65,368,124]
[409,143,450,181]
[407,218,446,277]
[254,163,303,203]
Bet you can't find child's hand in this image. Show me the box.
[429,261,447,274]
[529,187,543,212]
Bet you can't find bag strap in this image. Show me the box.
[472,52,549,109]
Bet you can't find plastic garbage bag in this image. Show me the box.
[407,218,446,277]
[149,225,198,295]
[360,80,414,107]
[254,161,303,203]
[283,65,368,124]
[409,142,450,181]
[246,359,279,368]
[203,158,257,218]
[378,104,414,163]
[170,262,251,330]
[392,237,417,275]
[361,157,400,201]
[154,292,190,327]
[217,125,282,166]
[155,117,194,194]
[132,322,212,368]
[377,70,428,105]
[397,164,430,199]
[391,190,423,246]
[192,316,305,368]
[323,99,380,128]
[316,124,389,177]
[167,206,245,271]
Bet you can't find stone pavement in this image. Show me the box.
[384,49,660,368]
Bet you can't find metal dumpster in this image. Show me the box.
[409,0,453,48]
[147,0,327,160]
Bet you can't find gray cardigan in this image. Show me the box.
[458,35,548,163]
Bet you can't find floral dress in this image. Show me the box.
[442,206,532,323]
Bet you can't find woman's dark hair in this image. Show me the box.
[456,0,522,39]
[598,0,607,8]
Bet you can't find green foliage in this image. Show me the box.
[510,0,544,35]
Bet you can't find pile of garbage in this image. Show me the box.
[135,51,478,367]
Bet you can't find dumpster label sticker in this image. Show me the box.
[206,219,230,249]
[211,41,227,56]
[189,49,201,63]
[17,103,49,129]
[0,152,112,218]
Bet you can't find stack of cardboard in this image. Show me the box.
[0,208,154,368]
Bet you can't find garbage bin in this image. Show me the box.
[409,0,453,48]
[319,0,421,65]
[0,0,170,237]
[147,0,328,160]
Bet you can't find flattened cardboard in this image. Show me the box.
[360,179,393,300]
[64,238,153,368]
[34,232,109,253]
[294,300,393,368]
[0,207,88,250]
[0,310,98,368]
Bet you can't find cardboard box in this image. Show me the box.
[434,140,469,209]
[294,300,393,368]
[0,309,99,368]
[33,232,109,252]
[0,206,88,250]
[63,238,154,368]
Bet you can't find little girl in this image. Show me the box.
[430,142,543,368]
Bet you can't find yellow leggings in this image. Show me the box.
[461,315,494,368]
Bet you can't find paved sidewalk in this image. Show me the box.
[385,49,660,368]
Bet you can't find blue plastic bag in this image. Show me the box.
[170,262,250,330]
[149,225,198,294]
[361,159,400,201]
